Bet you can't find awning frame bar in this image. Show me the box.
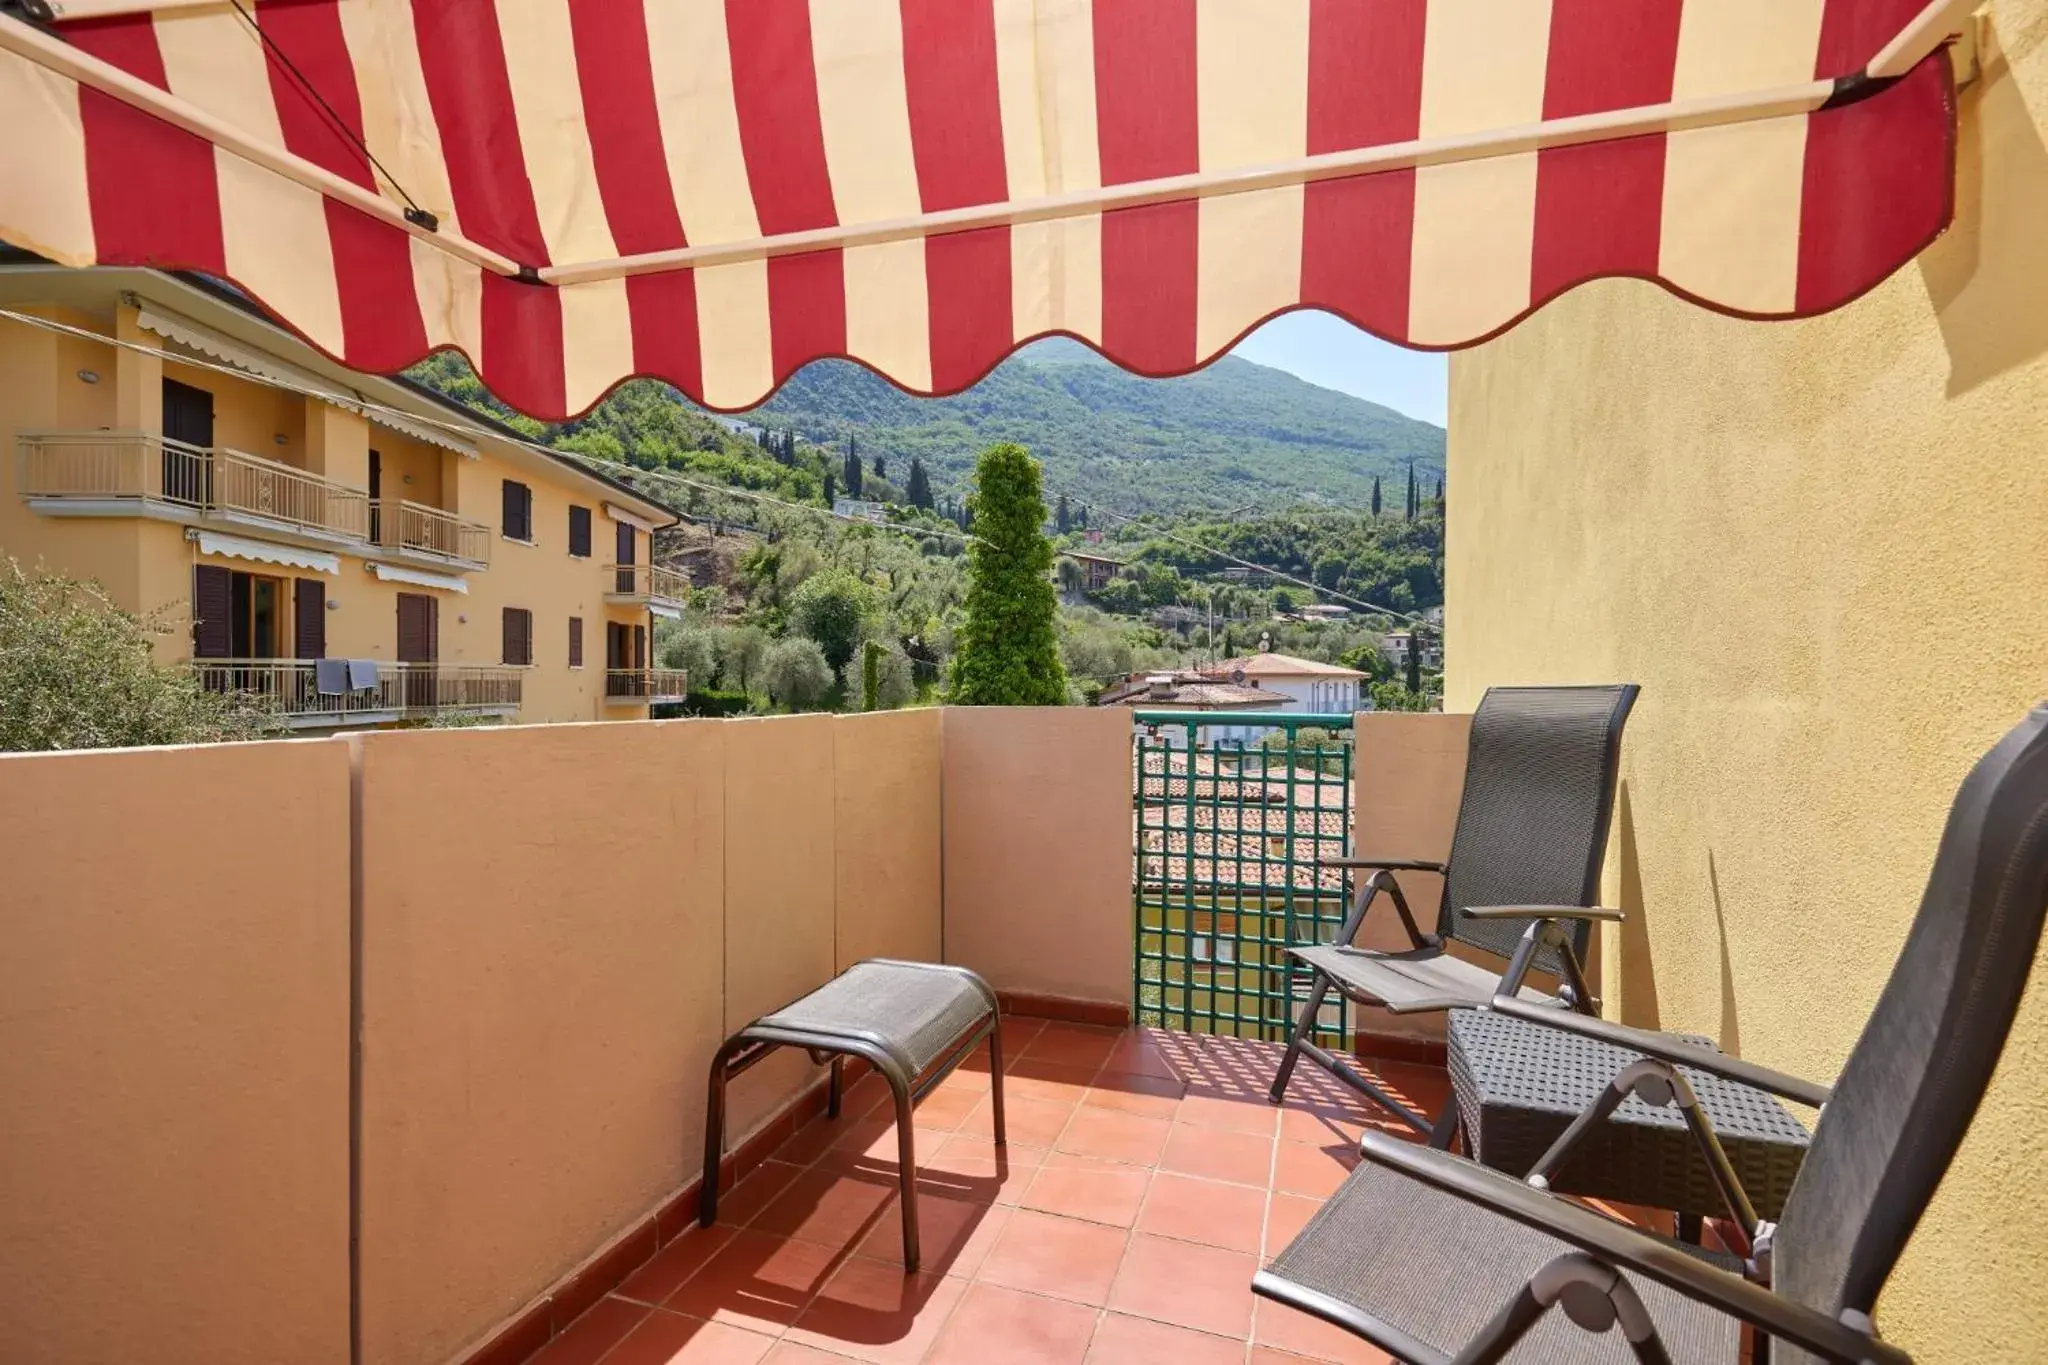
[1,0,1972,291]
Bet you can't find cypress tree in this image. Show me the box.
[1371,475,1382,517]
[823,471,837,506]
[906,457,933,509]
[948,443,1067,705]
[843,446,864,497]
[1056,493,1071,533]
[874,456,886,479]
[1405,463,1417,520]
[1406,627,1424,695]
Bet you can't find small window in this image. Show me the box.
[568,616,583,668]
[502,479,533,542]
[502,607,533,666]
[568,505,592,558]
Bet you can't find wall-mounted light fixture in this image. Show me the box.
[273,434,289,446]
[325,600,340,611]
[457,614,469,625]
[75,369,99,384]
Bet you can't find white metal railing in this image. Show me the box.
[381,498,490,564]
[18,431,371,541]
[604,561,690,604]
[604,668,689,702]
[192,659,523,722]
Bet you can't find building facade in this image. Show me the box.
[1221,652,1369,715]
[2,263,684,727]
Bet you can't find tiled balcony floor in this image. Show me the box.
[528,1019,1454,1365]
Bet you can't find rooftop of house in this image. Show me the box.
[1098,673,1297,710]
[1217,653,1368,681]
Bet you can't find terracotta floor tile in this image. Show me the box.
[966,1093,1074,1148]
[618,1225,740,1306]
[924,1282,1099,1365]
[1083,1312,1250,1365]
[1254,1299,1396,1364]
[750,1166,900,1250]
[910,1085,984,1130]
[526,1295,650,1365]
[1252,1348,1391,1365]
[818,1119,955,1175]
[785,1258,967,1364]
[778,1116,863,1168]
[662,1230,844,1334]
[1082,1071,1185,1119]
[1277,1103,1369,1149]
[1019,1153,1152,1228]
[1101,1033,1191,1081]
[918,1137,1044,1206]
[762,1344,863,1363]
[1053,1107,1170,1166]
[1134,1172,1267,1254]
[837,1074,893,1119]
[1107,1232,1259,1340]
[976,1207,1131,1306]
[1262,1194,1323,1257]
[717,1162,809,1227]
[1177,1091,1281,1136]
[928,1065,992,1098]
[1018,1024,1122,1070]
[1159,1123,1275,1187]
[1003,1061,1102,1108]
[602,1309,776,1365]
[1272,1140,1356,1200]
[853,1193,1010,1279]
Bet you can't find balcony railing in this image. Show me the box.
[378,498,491,566]
[193,659,522,725]
[18,431,370,542]
[604,561,691,606]
[604,668,689,703]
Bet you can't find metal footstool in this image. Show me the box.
[1446,1008,1811,1231]
[701,959,1004,1270]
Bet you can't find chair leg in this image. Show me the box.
[700,1041,737,1229]
[1427,1095,1462,1150]
[828,1056,844,1119]
[1270,970,1334,1103]
[986,1019,1007,1146]
[889,1073,922,1272]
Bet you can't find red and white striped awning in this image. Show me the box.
[0,0,1962,421]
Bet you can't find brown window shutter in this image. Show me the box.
[294,578,326,659]
[633,624,646,670]
[192,565,233,659]
[568,506,591,557]
[568,616,583,668]
[616,521,635,565]
[502,480,530,541]
[502,608,516,665]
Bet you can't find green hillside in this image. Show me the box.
[745,338,1444,515]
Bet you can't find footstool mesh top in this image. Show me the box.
[1449,1010,1813,1143]
[756,961,992,1076]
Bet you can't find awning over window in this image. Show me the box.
[191,529,339,576]
[0,0,1963,422]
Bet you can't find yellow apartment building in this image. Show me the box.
[0,257,688,727]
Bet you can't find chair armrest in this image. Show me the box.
[1490,995,1832,1109]
[1465,904,1624,923]
[1317,856,1448,873]
[1357,1132,1908,1365]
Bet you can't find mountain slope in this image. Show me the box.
[745,338,1444,515]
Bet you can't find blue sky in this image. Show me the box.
[1229,310,1447,428]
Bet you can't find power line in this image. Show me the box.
[0,307,980,550]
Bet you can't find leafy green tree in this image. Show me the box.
[788,568,875,673]
[0,562,277,751]
[717,624,770,694]
[1338,638,1391,682]
[859,639,883,711]
[873,643,916,708]
[905,457,933,509]
[948,443,1067,705]
[873,456,886,479]
[1370,679,1430,713]
[1056,555,1086,599]
[762,636,833,710]
[657,625,720,688]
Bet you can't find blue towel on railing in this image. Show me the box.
[314,658,349,696]
[347,658,380,692]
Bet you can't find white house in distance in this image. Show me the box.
[1218,652,1370,715]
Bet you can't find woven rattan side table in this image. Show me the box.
[1446,1008,1812,1231]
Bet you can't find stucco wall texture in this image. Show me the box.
[1444,6,2048,1358]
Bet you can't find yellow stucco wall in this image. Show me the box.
[1444,7,2048,1358]
[0,298,662,723]
[0,739,352,1365]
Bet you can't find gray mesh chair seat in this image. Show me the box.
[1270,684,1642,1136]
[756,961,997,1079]
[1254,706,2048,1364]
[1261,1162,1744,1364]
[1289,945,1558,1015]
[701,959,1003,1271]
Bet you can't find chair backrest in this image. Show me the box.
[1773,706,2048,1359]
[1438,684,1640,976]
